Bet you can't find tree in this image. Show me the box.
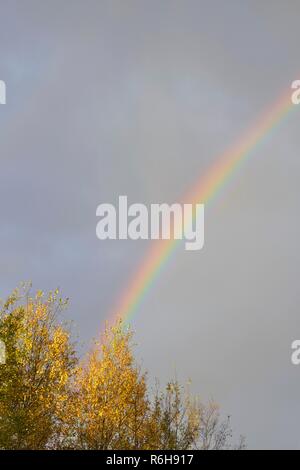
[0,285,244,450]
[0,285,77,449]
[63,321,149,450]
[145,380,200,450]
[145,381,244,450]
[197,402,245,450]
[63,322,244,450]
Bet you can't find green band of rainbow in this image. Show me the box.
[108,88,296,326]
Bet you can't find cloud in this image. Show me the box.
[0,0,299,448]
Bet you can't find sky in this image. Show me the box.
[0,0,300,449]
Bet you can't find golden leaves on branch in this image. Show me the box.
[0,285,244,450]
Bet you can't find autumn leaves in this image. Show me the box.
[0,285,242,450]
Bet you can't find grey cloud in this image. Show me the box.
[0,0,299,448]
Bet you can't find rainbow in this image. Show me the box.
[108,87,296,326]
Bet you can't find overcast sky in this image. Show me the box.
[0,0,300,449]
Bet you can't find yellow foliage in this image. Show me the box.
[0,286,243,450]
[0,286,76,449]
[62,321,149,449]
